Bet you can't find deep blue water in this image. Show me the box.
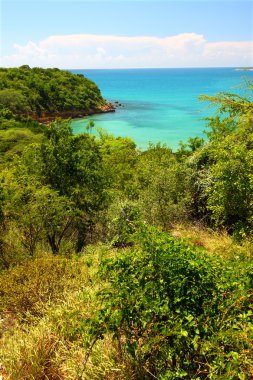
[71,68,253,150]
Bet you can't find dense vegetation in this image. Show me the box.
[0,68,252,379]
[0,66,106,120]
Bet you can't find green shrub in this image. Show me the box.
[107,199,141,247]
[89,226,253,379]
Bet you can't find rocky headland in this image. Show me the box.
[29,102,116,124]
[0,66,116,125]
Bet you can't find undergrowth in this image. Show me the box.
[0,229,253,379]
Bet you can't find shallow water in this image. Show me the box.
[71,68,253,150]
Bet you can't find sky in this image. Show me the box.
[1,0,252,68]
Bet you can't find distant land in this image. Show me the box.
[235,67,253,71]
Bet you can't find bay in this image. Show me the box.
[71,68,253,150]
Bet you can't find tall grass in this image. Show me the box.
[0,246,136,379]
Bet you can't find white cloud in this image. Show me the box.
[1,33,252,68]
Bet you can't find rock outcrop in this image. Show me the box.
[22,102,116,123]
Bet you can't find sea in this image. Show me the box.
[70,68,253,150]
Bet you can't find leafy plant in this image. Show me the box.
[89,226,253,378]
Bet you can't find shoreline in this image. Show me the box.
[20,102,116,124]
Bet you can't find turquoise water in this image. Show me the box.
[71,68,253,150]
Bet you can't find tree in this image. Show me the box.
[193,83,253,236]
[98,130,138,198]
[0,89,28,114]
[19,121,108,252]
[0,166,77,255]
[136,143,192,228]
[206,121,253,237]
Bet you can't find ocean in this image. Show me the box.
[70,68,253,150]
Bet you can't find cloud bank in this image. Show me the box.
[1,33,252,68]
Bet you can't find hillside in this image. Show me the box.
[0,66,114,122]
[0,76,252,379]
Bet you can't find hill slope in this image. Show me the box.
[0,65,114,122]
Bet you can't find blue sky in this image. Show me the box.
[1,0,252,68]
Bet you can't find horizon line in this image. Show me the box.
[1,65,252,70]
[68,66,252,70]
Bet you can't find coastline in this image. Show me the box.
[21,102,115,124]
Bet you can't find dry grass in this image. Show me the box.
[0,245,135,380]
[170,223,253,259]
[1,324,74,379]
[83,336,136,380]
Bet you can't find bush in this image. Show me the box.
[89,226,253,379]
[107,199,141,247]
